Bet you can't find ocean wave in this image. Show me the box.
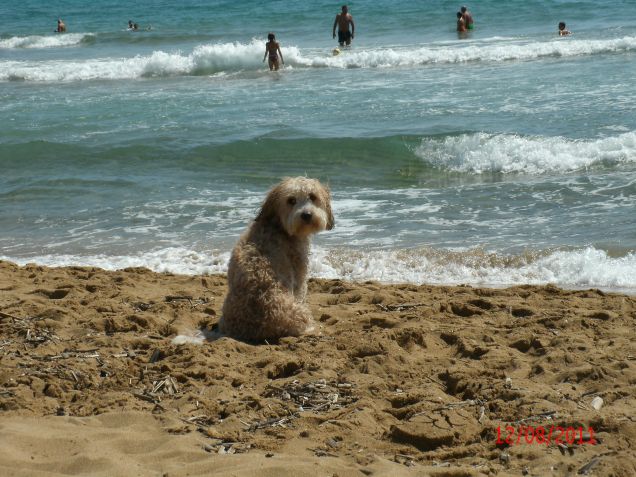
[2,35,635,81]
[0,33,93,49]
[302,35,636,68]
[0,39,279,81]
[0,248,231,276]
[314,246,636,292]
[2,246,635,293]
[415,132,636,174]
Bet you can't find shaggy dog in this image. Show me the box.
[219,177,334,342]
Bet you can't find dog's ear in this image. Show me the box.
[256,182,283,225]
[322,184,335,231]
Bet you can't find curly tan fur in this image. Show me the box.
[219,177,334,342]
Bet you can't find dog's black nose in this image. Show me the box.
[301,212,312,223]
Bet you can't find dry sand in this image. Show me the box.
[0,260,635,476]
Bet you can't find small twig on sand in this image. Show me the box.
[133,391,160,404]
[246,414,298,432]
[310,448,338,458]
[512,410,557,424]
[165,295,193,302]
[375,303,426,312]
[178,416,210,432]
[578,457,601,475]
[152,375,179,395]
[0,311,21,320]
[164,295,208,309]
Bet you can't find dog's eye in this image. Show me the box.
[287,197,296,206]
[309,193,317,202]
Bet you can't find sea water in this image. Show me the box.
[1,0,635,292]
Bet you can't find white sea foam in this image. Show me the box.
[2,35,635,81]
[290,35,636,68]
[311,246,636,292]
[0,39,282,82]
[1,248,230,275]
[3,246,635,293]
[0,33,92,49]
[415,132,636,174]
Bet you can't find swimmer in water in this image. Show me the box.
[263,32,284,71]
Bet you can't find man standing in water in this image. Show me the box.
[56,18,66,33]
[461,6,474,30]
[333,5,355,47]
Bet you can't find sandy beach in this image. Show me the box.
[3,1,636,475]
[0,260,634,476]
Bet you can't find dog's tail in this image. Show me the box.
[260,294,314,339]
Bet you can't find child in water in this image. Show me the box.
[558,22,571,36]
[263,33,284,71]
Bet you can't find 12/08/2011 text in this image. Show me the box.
[496,426,596,446]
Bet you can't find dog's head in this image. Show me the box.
[257,177,334,237]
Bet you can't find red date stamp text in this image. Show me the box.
[496,426,596,446]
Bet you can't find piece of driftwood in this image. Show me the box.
[151,375,179,395]
[578,457,601,475]
[246,413,298,432]
[375,303,426,312]
[264,379,356,414]
[133,391,160,404]
[178,415,213,432]
[512,410,557,424]
[310,448,338,458]
[0,311,21,320]
[165,295,193,302]
[149,349,162,363]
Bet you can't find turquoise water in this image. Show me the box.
[1,1,636,291]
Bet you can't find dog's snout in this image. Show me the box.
[301,211,312,223]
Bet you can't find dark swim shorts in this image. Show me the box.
[338,30,352,44]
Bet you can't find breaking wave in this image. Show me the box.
[2,35,636,82]
[0,33,94,49]
[2,245,635,293]
[416,132,636,174]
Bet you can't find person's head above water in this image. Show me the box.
[268,32,275,41]
[342,5,348,13]
[461,6,467,13]
[558,22,566,30]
